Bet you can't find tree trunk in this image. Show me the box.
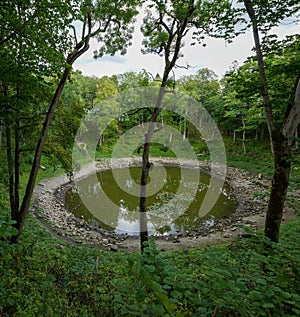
[139,87,165,250]
[260,125,264,140]
[243,0,274,155]
[10,14,93,243]
[14,122,20,216]
[11,67,71,243]
[138,3,196,251]
[169,132,173,144]
[265,132,292,242]
[6,125,15,218]
[183,118,187,140]
[242,116,247,155]
[13,85,21,216]
[243,0,297,244]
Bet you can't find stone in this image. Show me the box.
[79,219,85,227]
[238,233,253,238]
[172,237,180,243]
[109,245,118,252]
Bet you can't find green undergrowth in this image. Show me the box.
[225,138,274,176]
[225,138,300,191]
[1,138,299,316]
[1,209,300,316]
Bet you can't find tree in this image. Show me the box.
[222,60,271,149]
[1,0,77,240]
[117,70,152,91]
[2,0,140,243]
[138,0,237,251]
[177,68,224,123]
[240,0,300,242]
[46,72,95,173]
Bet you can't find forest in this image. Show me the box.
[1,0,300,316]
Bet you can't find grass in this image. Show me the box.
[0,207,299,316]
[0,138,299,316]
[225,138,274,176]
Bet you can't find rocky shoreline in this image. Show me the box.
[32,158,296,251]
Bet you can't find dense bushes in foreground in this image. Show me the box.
[1,207,300,316]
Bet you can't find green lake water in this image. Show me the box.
[65,166,237,235]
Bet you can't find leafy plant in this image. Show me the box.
[0,220,18,239]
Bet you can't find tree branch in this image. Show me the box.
[70,25,78,46]
[127,107,152,116]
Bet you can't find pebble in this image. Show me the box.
[32,158,274,250]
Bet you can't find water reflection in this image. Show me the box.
[65,166,237,235]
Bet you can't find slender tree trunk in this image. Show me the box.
[243,0,299,243]
[183,118,187,140]
[242,116,247,155]
[14,123,20,216]
[260,124,264,140]
[6,125,15,218]
[265,132,292,242]
[11,67,71,243]
[243,0,274,155]
[139,87,166,250]
[295,128,298,150]
[264,77,300,243]
[14,86,21,215]
[10,13,93,243]
[3,82,16,218]
[138,3,195,251]
[179,116,182,134]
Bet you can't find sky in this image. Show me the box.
[74,12,300,80]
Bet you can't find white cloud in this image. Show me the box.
[74,15,300,80]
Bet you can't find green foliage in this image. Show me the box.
[0,0,299,314]
[178,68,224,123]
[114,228,300,316]
[0,186,299,316]
[0,220,18,240]
[237,0,300,34]
[0,215,130,316]
[117,70,152,91]
[224,34,300,133]
[225,137,274,175]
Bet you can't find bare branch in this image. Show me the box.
[82,16,87,39]
[90,16,113,37]
[70,25,78,45]
[159,10,171,33]
[67,13,93,65]
[174,63,193,70]
[127,107,152,116]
